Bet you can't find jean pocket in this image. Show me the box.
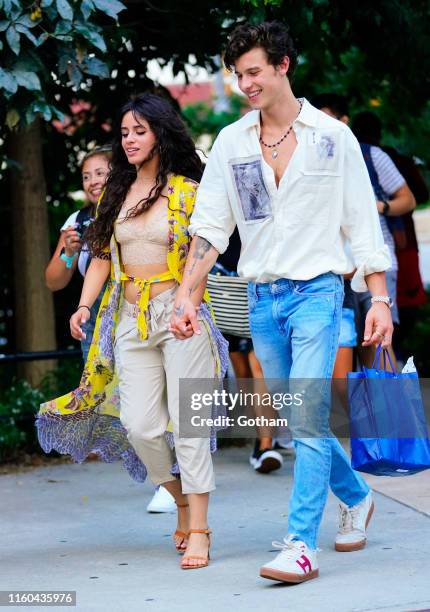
[293,276,338,297]
[247,288,258,312]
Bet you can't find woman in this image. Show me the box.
[45,146,112,361]
[38,94,228,569]
[45,146,176,512]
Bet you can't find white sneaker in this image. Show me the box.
[260,536,319,583]
[146,487,177,513]
[335,491,374,552]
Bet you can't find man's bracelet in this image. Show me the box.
[370,295,393,309]
[77,305,91,314]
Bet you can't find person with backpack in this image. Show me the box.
[351,111,428,358]
[351,112,416,367]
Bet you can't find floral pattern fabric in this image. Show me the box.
[37,174,229,482]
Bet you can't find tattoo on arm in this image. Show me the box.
[194,237,212,259]
[174,303,185,317]
[187,286,197,297]
[188,237,213,276]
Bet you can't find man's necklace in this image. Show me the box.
[259,99,303,159]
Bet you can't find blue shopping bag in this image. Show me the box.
[348,345,430,476]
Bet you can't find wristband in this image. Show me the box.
[382,200,391,216]
[60,249,78,269]
[77,305,91,314]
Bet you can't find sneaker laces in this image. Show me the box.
[339,503,359,533]
[271,535,304,560]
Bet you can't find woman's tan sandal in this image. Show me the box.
[173,502,189,553]
[181,528,211,570]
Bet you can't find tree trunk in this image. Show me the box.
[8,119,56,386]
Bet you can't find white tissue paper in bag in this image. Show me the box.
[402,357,417,374]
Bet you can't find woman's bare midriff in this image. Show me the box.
[123,263,176,303]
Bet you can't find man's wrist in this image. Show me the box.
[370,295,393,309]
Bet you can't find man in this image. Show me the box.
[170,22,392,583]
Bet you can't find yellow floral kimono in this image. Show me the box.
[37,174,228,482]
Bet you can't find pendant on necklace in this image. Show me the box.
[272,149,278,159]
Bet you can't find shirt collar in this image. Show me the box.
[239,98,318,131]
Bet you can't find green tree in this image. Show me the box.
[0,0,125,384]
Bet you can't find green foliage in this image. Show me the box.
[0,357,82,462]
[183,95,247,143]
[0,0,126,128]
[0,380,45,460]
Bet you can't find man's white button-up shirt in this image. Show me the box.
[189,99,391,292]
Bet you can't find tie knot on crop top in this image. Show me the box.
[115,199,168,265]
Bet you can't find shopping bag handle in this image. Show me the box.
[371,344,397,373]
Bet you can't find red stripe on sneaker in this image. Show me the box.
[296,555,312,573]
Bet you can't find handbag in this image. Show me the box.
[348,345,430,476]
[206,263,251,338]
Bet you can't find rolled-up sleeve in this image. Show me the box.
[341,131,391,292]
[189,131,236,254]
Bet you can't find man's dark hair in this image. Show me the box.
[351,111,382,146]
[224,21,298,79]
[312,93,349,119]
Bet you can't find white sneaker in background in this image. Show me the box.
[335,491,374,552]
[146,486,177,513]
[260,536,319,583]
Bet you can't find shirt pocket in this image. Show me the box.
[289,130,342,228]
[303,129,342,175]
[228,155,273,224]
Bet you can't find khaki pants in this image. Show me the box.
[114,286,215,494]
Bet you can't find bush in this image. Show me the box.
[0,358,82,463]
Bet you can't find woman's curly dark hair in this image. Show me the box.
[85,93,203,255]
[224,21,298,81]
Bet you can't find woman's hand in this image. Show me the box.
[63,226,82,256]
[70,308,89,340]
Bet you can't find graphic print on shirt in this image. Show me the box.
[305,130,341,174]
[229,156,272,223]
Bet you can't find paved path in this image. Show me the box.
[1,447,430,612]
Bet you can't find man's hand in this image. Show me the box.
[169,295,201,340]
[362,303,393,348]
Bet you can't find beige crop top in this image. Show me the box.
[115,199,168,265]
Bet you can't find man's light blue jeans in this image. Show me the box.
[248,273,369,550]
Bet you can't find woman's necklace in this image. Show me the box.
[259,99,303,159]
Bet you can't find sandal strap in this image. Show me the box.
[188,528,211,535]
[174,530,189,538]
[175,503,189,508]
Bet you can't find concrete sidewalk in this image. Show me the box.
[1,447,430,612]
